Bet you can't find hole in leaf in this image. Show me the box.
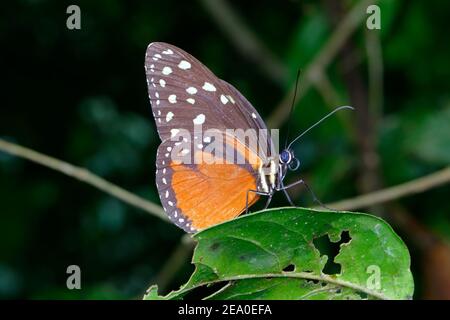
[306,279,320,285]
[312,231,351,275]
[283,264,295,272]
[357,292,368,299]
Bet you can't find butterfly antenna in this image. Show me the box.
[284,69,302,149]
[287,105,355,150]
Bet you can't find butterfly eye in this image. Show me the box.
[288,158,300,171]
[279,150,291,164]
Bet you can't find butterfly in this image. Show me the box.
[145,42,352,233]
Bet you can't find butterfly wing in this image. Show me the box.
[156,134,261,232]
[145,42,272,232]
[145,42,272,153]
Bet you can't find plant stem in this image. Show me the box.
[0,138,167,222]
[324,166,450,211]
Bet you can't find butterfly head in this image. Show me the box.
[279,149,300,171]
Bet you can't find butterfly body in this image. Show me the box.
[257,149,300,194]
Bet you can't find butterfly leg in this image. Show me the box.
[283,188,296,207]
[278,179,332,210]
[263,192,274,210]
[245,189,271,214]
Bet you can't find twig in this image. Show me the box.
[324,166,450,211]
[267,0,378,128]
[324,0,383,217]
[0,138,167,222]
[199,0,288,85]
[312,71,344,107]
[365,28,384,130]
[199,0,358,135]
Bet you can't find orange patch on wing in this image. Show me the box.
[171,136,262,230]
[170,146,260,230]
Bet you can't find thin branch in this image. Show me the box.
[324,166,450,211]
[267,0,378,128]
[324,0,383,216]
[365,28,384,130]
[199,0,288,85]
[0,138,167,222]
[364,27,384,213]
[199,0,361,135]
[312,71,343,108]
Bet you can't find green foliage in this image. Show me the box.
[145,208,413,300]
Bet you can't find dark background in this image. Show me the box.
[0,0,449,299]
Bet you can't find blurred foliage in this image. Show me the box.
[0,0,449,299]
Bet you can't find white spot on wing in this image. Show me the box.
[166,111,174,122]
[202,82,216,92]
[178,60,191,70]
[168,94,177,103]
[162,49,173,55]
[252,112,257,119]
[159,79,166,87]
[226,95,235,104]
[186,87,197,95]
[162,67,172,75]
[193,114,205,125]
[220,94,229,105]
[187,98,195,104]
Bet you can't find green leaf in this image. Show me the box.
[144,208,413,300]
